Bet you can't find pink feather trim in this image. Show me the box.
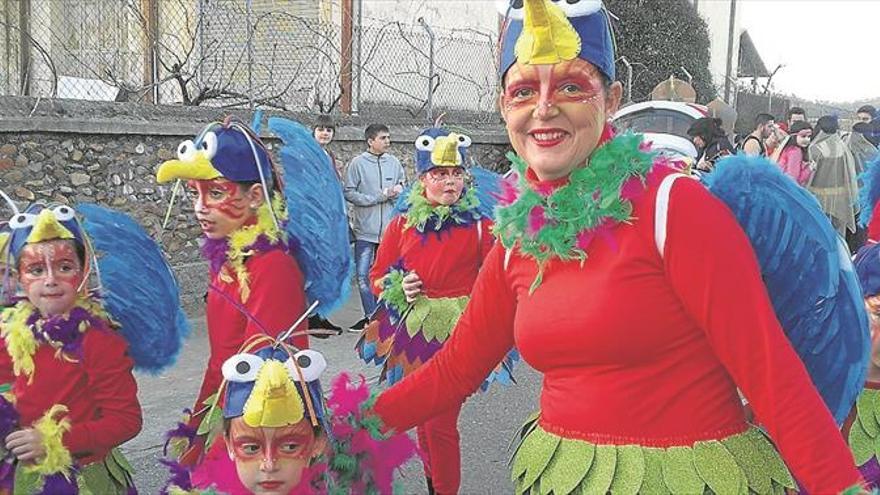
[527,206,548,236]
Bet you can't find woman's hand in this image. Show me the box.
[402,272,423,303]
[5,428,46,462]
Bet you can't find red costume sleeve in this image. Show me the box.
[478,219,496,263]
[0,339,14,386]
[663,179,860,492]
[63,330,142,455]
[369,217,403,296]
[244,250,309,349]
[374,243,516,430]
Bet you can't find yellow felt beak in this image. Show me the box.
[27,210,74,244]
[0,232,10,257]
[242,360,304,428]
[515,0,581,66]
[431,133,463,167]
[155,152,222,184]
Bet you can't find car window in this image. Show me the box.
[613,109,696,140]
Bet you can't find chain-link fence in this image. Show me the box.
[0,0,501,123]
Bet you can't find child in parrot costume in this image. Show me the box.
[162,334,418,495]
[0,197,189,493]
[355,125,517,494]
[846,152,880,487]
[155,115,351,468]
[368,1,869,493]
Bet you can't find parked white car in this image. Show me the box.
[612,101,709,161]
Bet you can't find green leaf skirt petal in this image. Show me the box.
[510,415,796,495]
[14,448,135,495]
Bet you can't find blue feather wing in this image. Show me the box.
[267,117,353,318]
[859,153,880,226]
[702,155,870,424]
[77,203,190,373]
[470,166,503,220]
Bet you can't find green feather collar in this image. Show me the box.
[492,132,656,291]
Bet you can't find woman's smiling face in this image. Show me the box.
[500,58,622,181]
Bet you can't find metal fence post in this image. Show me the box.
[418,17,434,123]
[246,0,254,111]
[619,56,632,103]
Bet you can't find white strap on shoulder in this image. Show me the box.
[504,247,513,270]
[477,219,483,244]
[654,173,689,259]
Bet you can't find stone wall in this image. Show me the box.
[0,96,511,311]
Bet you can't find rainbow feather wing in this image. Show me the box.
[77,203,190,373]
[703,155,870,424]
[267,117,353,318]
[356,301,518,391]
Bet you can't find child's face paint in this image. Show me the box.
[227,418,324,494]
[420,167,465,206]
[500,59,622,181]
[186,178,256,239]
[18,240,83,316]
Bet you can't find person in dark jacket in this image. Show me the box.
[687,117,735,172]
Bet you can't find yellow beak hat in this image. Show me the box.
[155,120,274,186]
[221,344,329,430]
[498,0,615,80]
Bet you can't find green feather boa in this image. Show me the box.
[401,181,481,233]
[492,133,656,290]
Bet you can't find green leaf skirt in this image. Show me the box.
[14,447,135,494]
[510,415,796,495]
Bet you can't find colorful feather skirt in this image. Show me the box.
[13,448,136,494]
[510,414,796,495]
[846,384,880,487]
[356,294,517,389]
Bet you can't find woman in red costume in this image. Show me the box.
[372,0,863,493]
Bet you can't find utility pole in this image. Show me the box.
[340,0,353,114]
[723,0,737,103]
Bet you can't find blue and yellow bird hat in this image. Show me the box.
[414,126,473,175]
[221,337,329,433]
[6,203,87,262]
[156,118,275,186]
[498,0,615,81]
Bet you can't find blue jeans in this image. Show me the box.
[354,240,378,318]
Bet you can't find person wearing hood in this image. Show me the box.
[809,115,860,238]
[772,120,815,186]
[848,122,878,175]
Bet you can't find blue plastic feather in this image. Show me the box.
[469,166,503,220]
[77,203,190,373]
[702,155,870,424]
[267,117,353,318]
[859,153,880,227]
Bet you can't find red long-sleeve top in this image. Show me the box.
[369,216,495,299]
[12,327,141,466]
[375,173,861,492]
[193,249,309,418]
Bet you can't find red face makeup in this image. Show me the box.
[227,419,321,494]
[186,178,256,239]
[18,240,84,316]
[421,167,465,206]
[500,59,621,181]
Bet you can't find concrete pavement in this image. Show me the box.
[125,291,541,494]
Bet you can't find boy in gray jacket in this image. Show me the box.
[344,123,406,331]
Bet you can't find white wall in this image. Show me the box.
[361,0,499,33]
[694,0,741,98]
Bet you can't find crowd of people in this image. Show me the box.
[1,0,880,494]
[688,105,878,252]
